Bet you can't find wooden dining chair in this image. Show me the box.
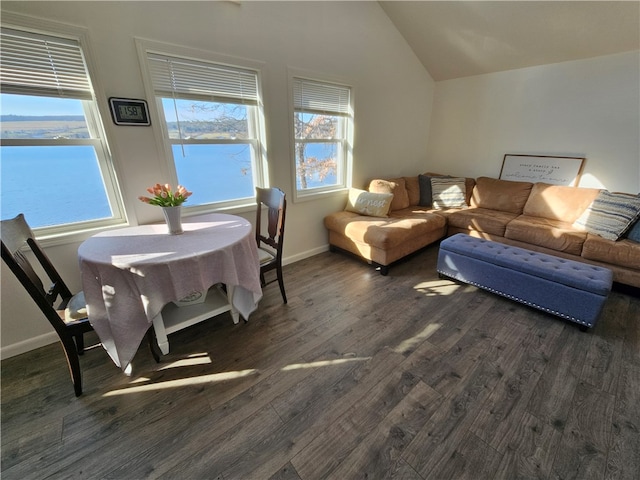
[1,214,95,396]
[255,187,287,303]
[1,214,161,396]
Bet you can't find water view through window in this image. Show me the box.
[0,94,115,228]
[1,146,112,227]
[1,94,337,228]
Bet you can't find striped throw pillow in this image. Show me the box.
[573,191,640,241]
[431,177,467,209]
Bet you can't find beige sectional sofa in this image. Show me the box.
[324,174,640,288]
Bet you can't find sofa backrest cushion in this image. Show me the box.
[369,178,410,211]
[345,188,393,217]
[404,176,421,206]
[471,177,533,214]
[523,183,601,223]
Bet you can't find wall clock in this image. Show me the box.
[109,97,151,126]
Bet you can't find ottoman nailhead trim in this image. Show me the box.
[437,269,594,328]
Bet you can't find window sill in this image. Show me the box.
[292,187,349,204]
[36,220,130,248]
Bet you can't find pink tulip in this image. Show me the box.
[176,185,193,198]
[139,182,192,206]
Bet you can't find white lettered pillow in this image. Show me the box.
[345,188,393,217]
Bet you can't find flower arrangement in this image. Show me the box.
[139,183,193,207]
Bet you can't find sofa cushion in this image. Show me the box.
[369,178,410,211]
[447,207,520,236]
[431,177,467,209]
[404,176,421,206]
[582,234,640,270]
[324,209,446,249]
[345,188,393,217]
[470,177,533,214]
[505,215,588,255]
[523,183,601,223]
[573,190,640,241]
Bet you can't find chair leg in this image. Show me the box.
[61,337,83,396]
[276,265,287,304]
[147,328,161,363]
[74,333,85,355]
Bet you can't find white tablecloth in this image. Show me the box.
[78,214,262,370]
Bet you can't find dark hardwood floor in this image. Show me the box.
[2,244,639,480]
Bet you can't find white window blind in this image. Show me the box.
[147,53,259,105]
[293,78,350,116]
[0,28,93,100]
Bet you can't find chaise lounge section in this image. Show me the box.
[324,176,474,275]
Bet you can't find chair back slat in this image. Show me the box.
[0,213,34,254]
[13,248,48,299]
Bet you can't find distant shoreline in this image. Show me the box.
[1,114,85,122]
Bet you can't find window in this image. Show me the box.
[0,25,124,234]
[292,76,353,199]
[143,49,266,210]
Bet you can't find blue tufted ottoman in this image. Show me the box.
[436,234,613,329]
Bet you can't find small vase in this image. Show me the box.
[162,206,183,235]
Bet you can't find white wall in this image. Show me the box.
[0,1,434,356]
[426,51,640,193]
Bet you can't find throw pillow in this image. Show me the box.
[369,178,410,211]
[430,177,467,209]
[573,190,640,241]
[626,219,640,243]
[418,174,434,207]
[344,188,393,217]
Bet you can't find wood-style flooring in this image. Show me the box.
[2,244,639,480]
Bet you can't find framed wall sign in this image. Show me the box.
[499,154,585,187]
[108,97,150,126]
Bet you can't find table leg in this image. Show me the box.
[152,313,170,355]
[226,284,241,324]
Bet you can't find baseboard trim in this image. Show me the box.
[1,331,58,360]
[283,245,329,266]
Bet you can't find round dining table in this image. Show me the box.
[78,213,263,371]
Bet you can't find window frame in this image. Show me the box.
[288,70,354,203]
[0,13,127,241]
[135,39,269,215]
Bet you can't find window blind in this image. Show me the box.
[0,28,93,100]
[293,78,350,116]
[147,53,259,105]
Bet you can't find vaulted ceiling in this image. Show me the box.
[379,1,640,81]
